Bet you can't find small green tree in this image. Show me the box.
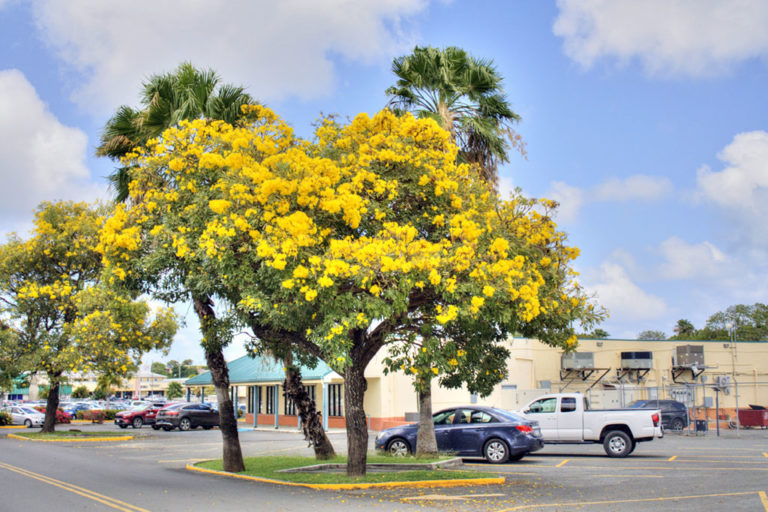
[71,386,90,399]
[637,330,666,340]
[166,381,184,400]
[151,362,170,376]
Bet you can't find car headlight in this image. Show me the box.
[375,432,384,442]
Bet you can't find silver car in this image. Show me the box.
[8,406,45,427]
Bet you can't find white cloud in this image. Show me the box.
[0,69,103,235]
[548,180,584,223]
[592,175,672,202]
[28,0,427,114]
[547,174,671,223]
[657,236,728,279]
[585,262,667,321]
[553,0,768,77]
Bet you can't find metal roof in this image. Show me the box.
[184,354,334,387]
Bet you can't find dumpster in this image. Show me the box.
[695,419,707,432]
[737,408,768,429]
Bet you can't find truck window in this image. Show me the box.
[528,397,557,413]
[561,397,576,412]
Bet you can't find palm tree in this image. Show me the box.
[97,62,255,202]
[386,46,524,189]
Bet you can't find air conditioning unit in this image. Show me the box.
[561,352,594,370]
[676,345,704,367]
[621,351,653,369]
[717,375,732,389]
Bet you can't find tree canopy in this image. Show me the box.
[0,201,177,430]
[99,105,601,474]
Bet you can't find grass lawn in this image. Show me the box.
[197,455,498,484]
[12,431,131,440]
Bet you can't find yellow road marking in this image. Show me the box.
[7,433,133,443]
[668,455,677,461]
[496,491,761,511]
[759,491,768,511]
[555,459,569,468]
[0,462,148,512]
[764,452,768,458]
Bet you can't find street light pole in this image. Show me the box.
[726,322,740,436]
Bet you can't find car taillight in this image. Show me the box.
[652,413,659,427]
[516,425,534,433]
[166,411,179,416]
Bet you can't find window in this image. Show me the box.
[470,410,494,423]
[286,385,315,416]
[527,397,557,413]
[328,384,343,417]
[433,410,456,425]
[561,397,576,413]
[265,385,276,415]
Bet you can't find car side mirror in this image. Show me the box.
[522,408,531,414]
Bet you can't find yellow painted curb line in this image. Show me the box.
[0,425,27,429]
[7,433,133,443]
[186,463,505,490]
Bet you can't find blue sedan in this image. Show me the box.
[374,406,543,463]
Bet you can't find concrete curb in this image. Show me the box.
[186,461,505,490]
[7,433,134,443]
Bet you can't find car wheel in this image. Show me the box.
[132,417,143,429]
[179,418,191,431]
[671,418,685,431]
[162,426,173,432]
[24,419,32,428]
[119,424,128,429]
[386,438,410,457]
[152,425,160,430]
[484,439,510,464]
[603,430,633,457]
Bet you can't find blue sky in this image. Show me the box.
[2,0,767,365]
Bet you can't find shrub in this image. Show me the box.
[84,409,105,423]
[76,411,85,420]
[32,407,72,424]
[104,409,118,420]
[0,411,12,426]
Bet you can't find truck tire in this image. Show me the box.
[603,430,633,457]
[670,418,684,431]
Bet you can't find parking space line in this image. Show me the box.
[671,458,768,465]
[495,490,761,511]
[0,462,148,512]
[760,491,768,511]
[594,474,663,478]
[668,455,677,461]
[764,452,768,458]
[555,459,569,467]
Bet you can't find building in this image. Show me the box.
[184,337,768,430]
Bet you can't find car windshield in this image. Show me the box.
[490,408,526,423]
[627,401,646,408]
[20,407,40,415]
[129,404,149,411]
[163,404,185,411]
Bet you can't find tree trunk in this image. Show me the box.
[415,377,438,457]
[344,363,368,476]
[283,353,335,460]
[42,377,60,433]
[206,348,246,473]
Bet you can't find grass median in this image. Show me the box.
[9,431,133,441]
[196,455,499,485]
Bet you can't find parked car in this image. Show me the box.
[374,406,543,463]
[518,393,663,457]
[114,402,168,429]
[628,399,689,431]
[155,403,219,431]
[6,406,45,427]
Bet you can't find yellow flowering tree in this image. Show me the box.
[101,106,600,476]
[0,202,177,432]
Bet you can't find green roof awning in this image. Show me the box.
[184,354,335,387]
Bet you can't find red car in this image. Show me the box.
[114,402,168,429]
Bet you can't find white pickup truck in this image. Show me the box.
[518,393,663,457]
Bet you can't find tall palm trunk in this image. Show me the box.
[283,352,335,460]
[415,376,437,456]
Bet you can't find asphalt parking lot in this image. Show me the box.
[1,423,767,511]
